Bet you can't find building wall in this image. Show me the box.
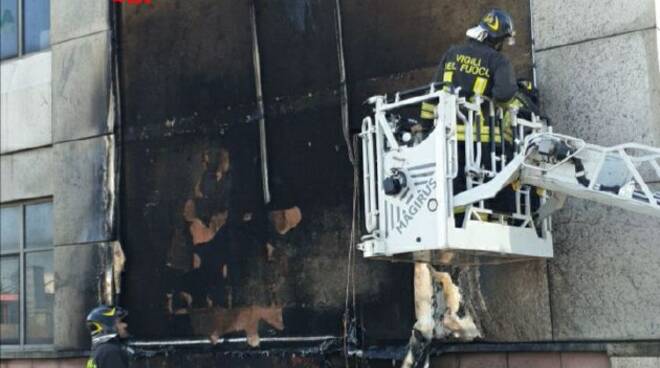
[50,0,117,352]
[0,52,51,154]
[0,0,118,362]
[533,0,660,341]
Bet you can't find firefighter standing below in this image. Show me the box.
[86,305,131,368]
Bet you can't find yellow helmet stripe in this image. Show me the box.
[89,321,103,334]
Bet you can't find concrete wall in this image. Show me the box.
[533,0,660,341]
[0,52,52,154]
[0,0,116,358]
[0,147,53,202]
[50,0,116,353]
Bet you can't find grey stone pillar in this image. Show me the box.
[532,0,660,340]
[50,1,116,351]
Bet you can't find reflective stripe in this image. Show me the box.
[443,71,454,83]
[421,102,436,119]
[421,111,435,119]
[456,132,512,143]
[456,124,513,143]
[421,102,435,112]
[473,77,488,95]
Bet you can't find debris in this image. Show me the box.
[401,264,481,368]
[269,206,302,235]
[197,306,285,347]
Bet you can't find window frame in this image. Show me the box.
[0,0,50,62]
[0,197,54,350]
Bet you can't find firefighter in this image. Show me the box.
[424,9,518,224]
[86,305,130,368]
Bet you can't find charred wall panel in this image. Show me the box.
[120,0,541,350]
[121,0,257,128]
[120,0,414,344]
[120,0,261,338]
[256,0,340,100]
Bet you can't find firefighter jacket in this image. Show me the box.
[434,39,517,102]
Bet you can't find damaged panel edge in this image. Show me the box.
[402,264,481,368]
[98,241,126,306]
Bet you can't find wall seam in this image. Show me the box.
[54,240,114,248]
[536,27,657,53]
[50,29,110,48]
[0,144,53,156]
[52,132,114,146]
[546,259,556,340]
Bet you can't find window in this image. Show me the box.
[0,200,54,347]
[0,0,50,60]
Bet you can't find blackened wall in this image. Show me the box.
[119,0,536,346]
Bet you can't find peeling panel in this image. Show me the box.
[193,306,284,347]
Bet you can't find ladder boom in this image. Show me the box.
[520,133,660,218]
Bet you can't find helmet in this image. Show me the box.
[86,305,127,344]
[478,9,515,44]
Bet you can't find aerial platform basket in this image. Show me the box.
[358,85,660,266]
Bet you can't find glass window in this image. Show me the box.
[0,256,20,345]
[23,0,49,53]
[0,200,53,347]
[1,206,21,252]
[25,202,52,249]
[1,0,50,60]
[25,251,53,344]
[0,0,18,60]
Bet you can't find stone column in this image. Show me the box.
[50,1,117,351]
[532,0,660,340]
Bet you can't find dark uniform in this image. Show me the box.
[434,38,517,102]
[428,9,519,222]
[87,340,129,368]
[86,306,130,368]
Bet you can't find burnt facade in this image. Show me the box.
[119,0,534,354]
